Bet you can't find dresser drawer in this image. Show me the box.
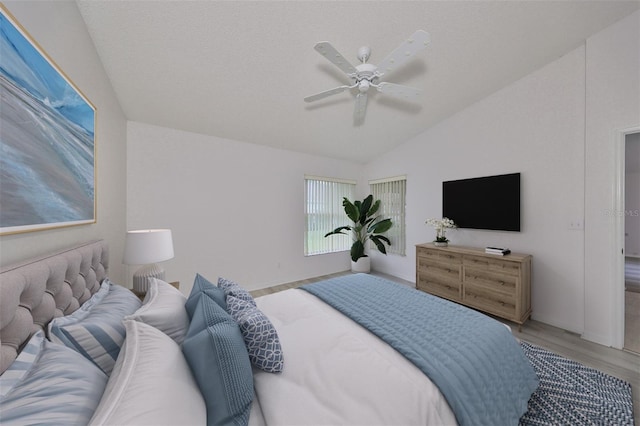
[417,247,462,264]
[419,258,461,282]
[417,272,461,301]
[463,283,516,319]
[417,255,462,274]
[464,267,518,296]
[463,255,521,276]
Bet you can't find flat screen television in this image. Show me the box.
[442,173,520,232]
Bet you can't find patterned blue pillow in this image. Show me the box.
[0,331,107,425]
[185,273,227,319]
[48,279,141,375]
[182,293,253,426]
[218,277,256,306]
[226,295,284,373]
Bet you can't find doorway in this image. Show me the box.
[623,132,640,353]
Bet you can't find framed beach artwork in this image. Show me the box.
[0,6,96,235]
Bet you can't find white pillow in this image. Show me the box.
[124,278,190,344]
[89,320,206,426]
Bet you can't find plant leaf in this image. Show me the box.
[343,198,359,223]
[368,199,380,217]
[370,236,388,254]
[373,235,391,245]
[351,240,365,262]
[369,218,393,234]
[324,226,351,237]
[359,195,373,224]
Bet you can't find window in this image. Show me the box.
[370,176,406,256]
[304,176,356,256]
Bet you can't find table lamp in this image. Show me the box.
[123,229,174,292]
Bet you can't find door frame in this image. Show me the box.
[613,126,640,349]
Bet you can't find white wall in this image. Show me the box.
[366,11,640,344]
[365,45,587,334]
[126,122,362,293]
[0,2,128,283]
[583,11,640,346]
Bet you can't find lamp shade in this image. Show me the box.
[123,229,174,265]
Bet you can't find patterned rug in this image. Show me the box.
[519,341,635,425]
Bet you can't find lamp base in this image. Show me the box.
[132,263,165,293]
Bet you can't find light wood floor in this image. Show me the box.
[626,290,640,354]
[252,271,640,423]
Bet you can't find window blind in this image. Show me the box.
[370,176,406,256]
[304,176,356,256]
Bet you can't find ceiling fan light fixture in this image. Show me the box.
[358,80,370,93]
[305,30,430,123]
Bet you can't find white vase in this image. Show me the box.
[351,257,371,273]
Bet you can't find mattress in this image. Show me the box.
[250,288,457,425]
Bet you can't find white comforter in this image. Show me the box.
[249,289,457,426]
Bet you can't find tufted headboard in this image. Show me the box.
[0,240,109,374]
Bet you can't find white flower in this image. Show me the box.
[426,217,457,242]
[425,217,457,231]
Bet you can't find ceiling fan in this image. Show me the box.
[304,30,431,123]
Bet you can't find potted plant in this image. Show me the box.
[325,195,393,273]
[425,217,457,247]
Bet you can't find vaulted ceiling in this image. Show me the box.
[77,1,640,163]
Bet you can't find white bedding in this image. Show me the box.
[250,289,457,426]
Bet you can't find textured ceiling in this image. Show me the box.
[77,1,640,164]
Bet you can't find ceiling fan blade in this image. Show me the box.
[354,92,368,122]
[314,42,357,76]
[376,82,421,100]
[376,30,431,78]
[304,85,351,103]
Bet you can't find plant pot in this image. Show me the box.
[434,241,448,247]
[351,257,371,273]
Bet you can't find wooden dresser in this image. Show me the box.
[416,244,532,325]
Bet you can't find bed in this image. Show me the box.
[0,240,539,425]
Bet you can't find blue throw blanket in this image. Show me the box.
[301,274,538,426]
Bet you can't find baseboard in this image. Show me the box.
[529,314,616,347]
[530,313,583,337]
[580,331,613,348]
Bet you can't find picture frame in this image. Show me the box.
[0,5,96,235]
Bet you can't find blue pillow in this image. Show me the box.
[182,292,253,426]
[185,273,227,319]
[0,331,107,425]
[185,290,232,340]
[48,279,141,375]
[226,295,284,373]
[218,277,256,306]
